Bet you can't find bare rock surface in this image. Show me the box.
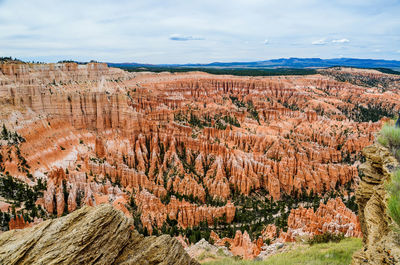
[185,238,232,261]
[0,204,199,265]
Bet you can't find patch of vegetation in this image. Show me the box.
[89,157,106,164]
[0,57,25,64]
[378,124,400,160]
[57,60,97,65]
[246,101,260,124]
[229,190,321,239]
[222,115,240,127]
[197,251,218,261]
[338,104,393,123]
[119,67,318,77]
[0,211,11,231]
[229,97,259,123]
[376,123,400,232]
[0,172,47,230]
[201,238,362,265]
[320,68,400,90]
[1,124,26,145]
[282,101,300,111]
[373,68,400,75]
[230,96,246,109]
[160,189,202,205]
[174,111,212,129]
[174,111,240,131]
[387,169,400,231]
[307,232,345,245]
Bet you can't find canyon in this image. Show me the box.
[1,61,399,261]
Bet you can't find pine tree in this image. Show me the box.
[1,124,8,140]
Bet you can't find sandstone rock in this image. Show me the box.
[185,238,232,262]
[257,242,286,260]
[214,230,262,259]
[135,190,235,233]
[0,204,199,265]
[261,224,277,241]
[277,197,361,243]
[95,136,106,158]
[288,197,361,237]
[352,144,400,265]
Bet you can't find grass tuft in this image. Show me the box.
[387,169,400,230]
[378,124,400,160]
[201,238,362,265]
[307,232,344,245]
[378,123,400,231]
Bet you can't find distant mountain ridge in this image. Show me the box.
[108,58,400,70]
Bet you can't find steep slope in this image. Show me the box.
[352,144,400,264]
[0,204,198,265]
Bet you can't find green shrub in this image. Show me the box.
[224,241,231,249]
[378,124,400,157]
[387,169,400,230]
[307,232,344,245]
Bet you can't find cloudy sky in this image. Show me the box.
[0,0,399,63]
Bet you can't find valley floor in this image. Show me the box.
[201,238,362,265]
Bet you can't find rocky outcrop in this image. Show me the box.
[352,144,400,265]
[261,224,278,241]
[319,67,400,91]
[41,168,131,218]
[258,198,361,243]
[211,230,263,259]
[8,215,31,230]
[0,62,128,86]
[286,197,361,238]
[0,204,199,265]
[230,230,262,259]
[135,190,235,233]
[186,238,232,262]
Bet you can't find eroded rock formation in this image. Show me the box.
[352,144,400,265]
[8,215,31,230]
[1,63,399,248]
[136,189,235,233]
[286,197,361,238]
[0,204,199,265]
[211,229,263,259]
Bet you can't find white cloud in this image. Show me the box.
[263,39,269,45]
[0,0,399,63]
[169,34,204,41]
[332,38,350,43]
[312,39,327,45]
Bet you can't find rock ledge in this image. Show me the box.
[0,204,199,265]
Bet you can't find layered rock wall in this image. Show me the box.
[352,144,400,264]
